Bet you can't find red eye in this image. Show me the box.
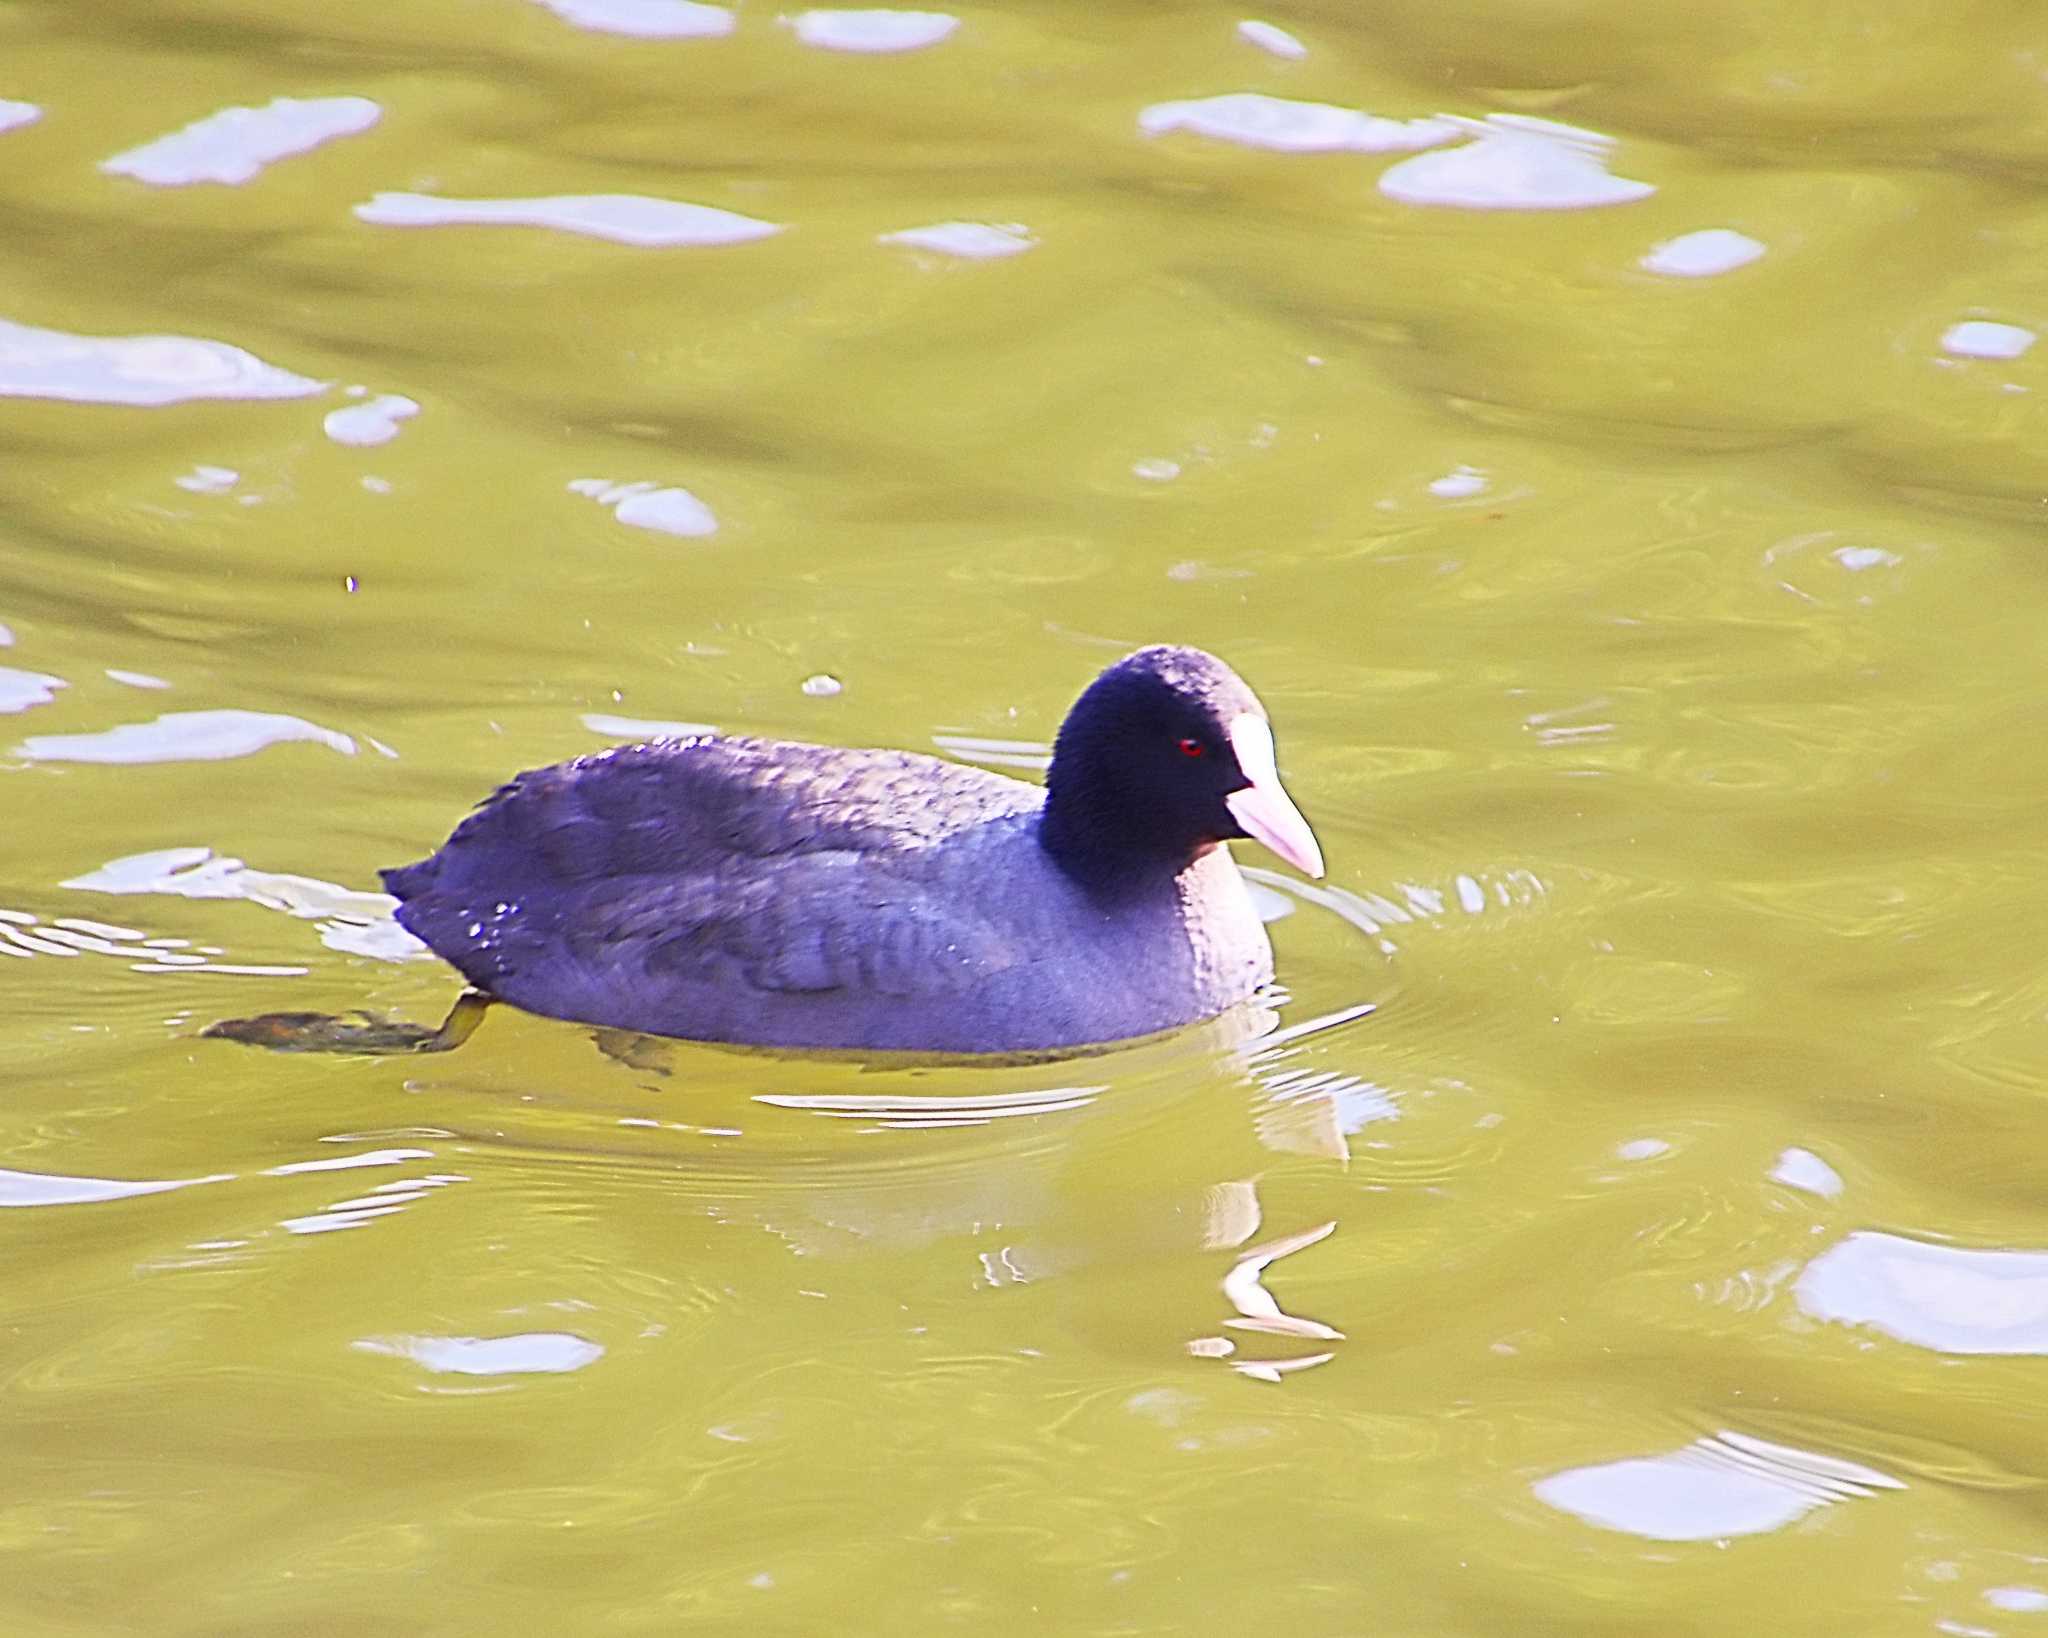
[1177,737,1205,758]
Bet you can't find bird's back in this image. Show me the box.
[382,735,1075,1049]
[388,735,1037,891]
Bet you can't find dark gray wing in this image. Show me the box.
[571,854,1023,999]
[382,735,1041,1018]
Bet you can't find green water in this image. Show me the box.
[4,0,2048,1631]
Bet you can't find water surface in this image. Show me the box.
[4,1,2048,1631]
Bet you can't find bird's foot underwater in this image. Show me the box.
[590,1028,675,1074]
[202,990,492,1055]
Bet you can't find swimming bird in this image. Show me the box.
[366,645,1321,1057]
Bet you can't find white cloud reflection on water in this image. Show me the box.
[1798,1231,2048,1355]
[324,393,419,447]
[532,0,733,37]
[569,478,720,537]
[1641,228,1767,277]
[0,317,326,405]
[1536,1432,1903,1541]
[1379,115,1655,211]
[1941,320,2036,360]
[101,96,380,187]
[787,9,958,52]
[0,666,65,713]
[353,1333,606,1376]
[19,709,356,763]
[1770,1146,1845,1199]
[60,847,430,963]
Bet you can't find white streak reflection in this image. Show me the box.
[581,712,718,740]
[355,192,781,247]
[569,477,720,538]
[1254,1067,1394,1161]
[102,96,380,187]
[1221,1220,1336,1325]
[282,1170,460,1236]
[324,393,418,447]
[1194,1213,1345,1382]
[0,101,39,134]
[1770,1147,1843,1199]
[1379,115,1654,211]
[1244,880,1294,923]
[266,1148,436,1176]
[533,0,733,36]
[1641,228,1765,277]
[63,847,431,963]
[788,9,958,51]
[0,665,64,713]
[1242,999,1377,1054]
[1941,321,2035,360]
[1236,19,1306,58]
[0,896,318,975]
[1139,93,1454,154]
[1233,1351,1334,1384]
[930,731,1050,771]
[879,221,1035,259]
[754,1085,1104,1129]
[0,1167,229,1207]
[175,464,240,494]
[20,709,355,764]
[1244,864,1546,938]
[354,1333,605,1376]
[1535,1431,1902,1541]
[1430,465,1488,499]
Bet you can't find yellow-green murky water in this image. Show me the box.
[4,0,2048,1630]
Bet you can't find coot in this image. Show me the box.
[380,645,1321,1055]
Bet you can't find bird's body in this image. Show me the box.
[371,645,1322,1058]
[383,735,1273,1054]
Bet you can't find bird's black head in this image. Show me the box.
[1038,646,1322,894]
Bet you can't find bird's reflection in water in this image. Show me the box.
[390,985,1378,1387]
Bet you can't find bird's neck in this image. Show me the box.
[1038,783,1201,898]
